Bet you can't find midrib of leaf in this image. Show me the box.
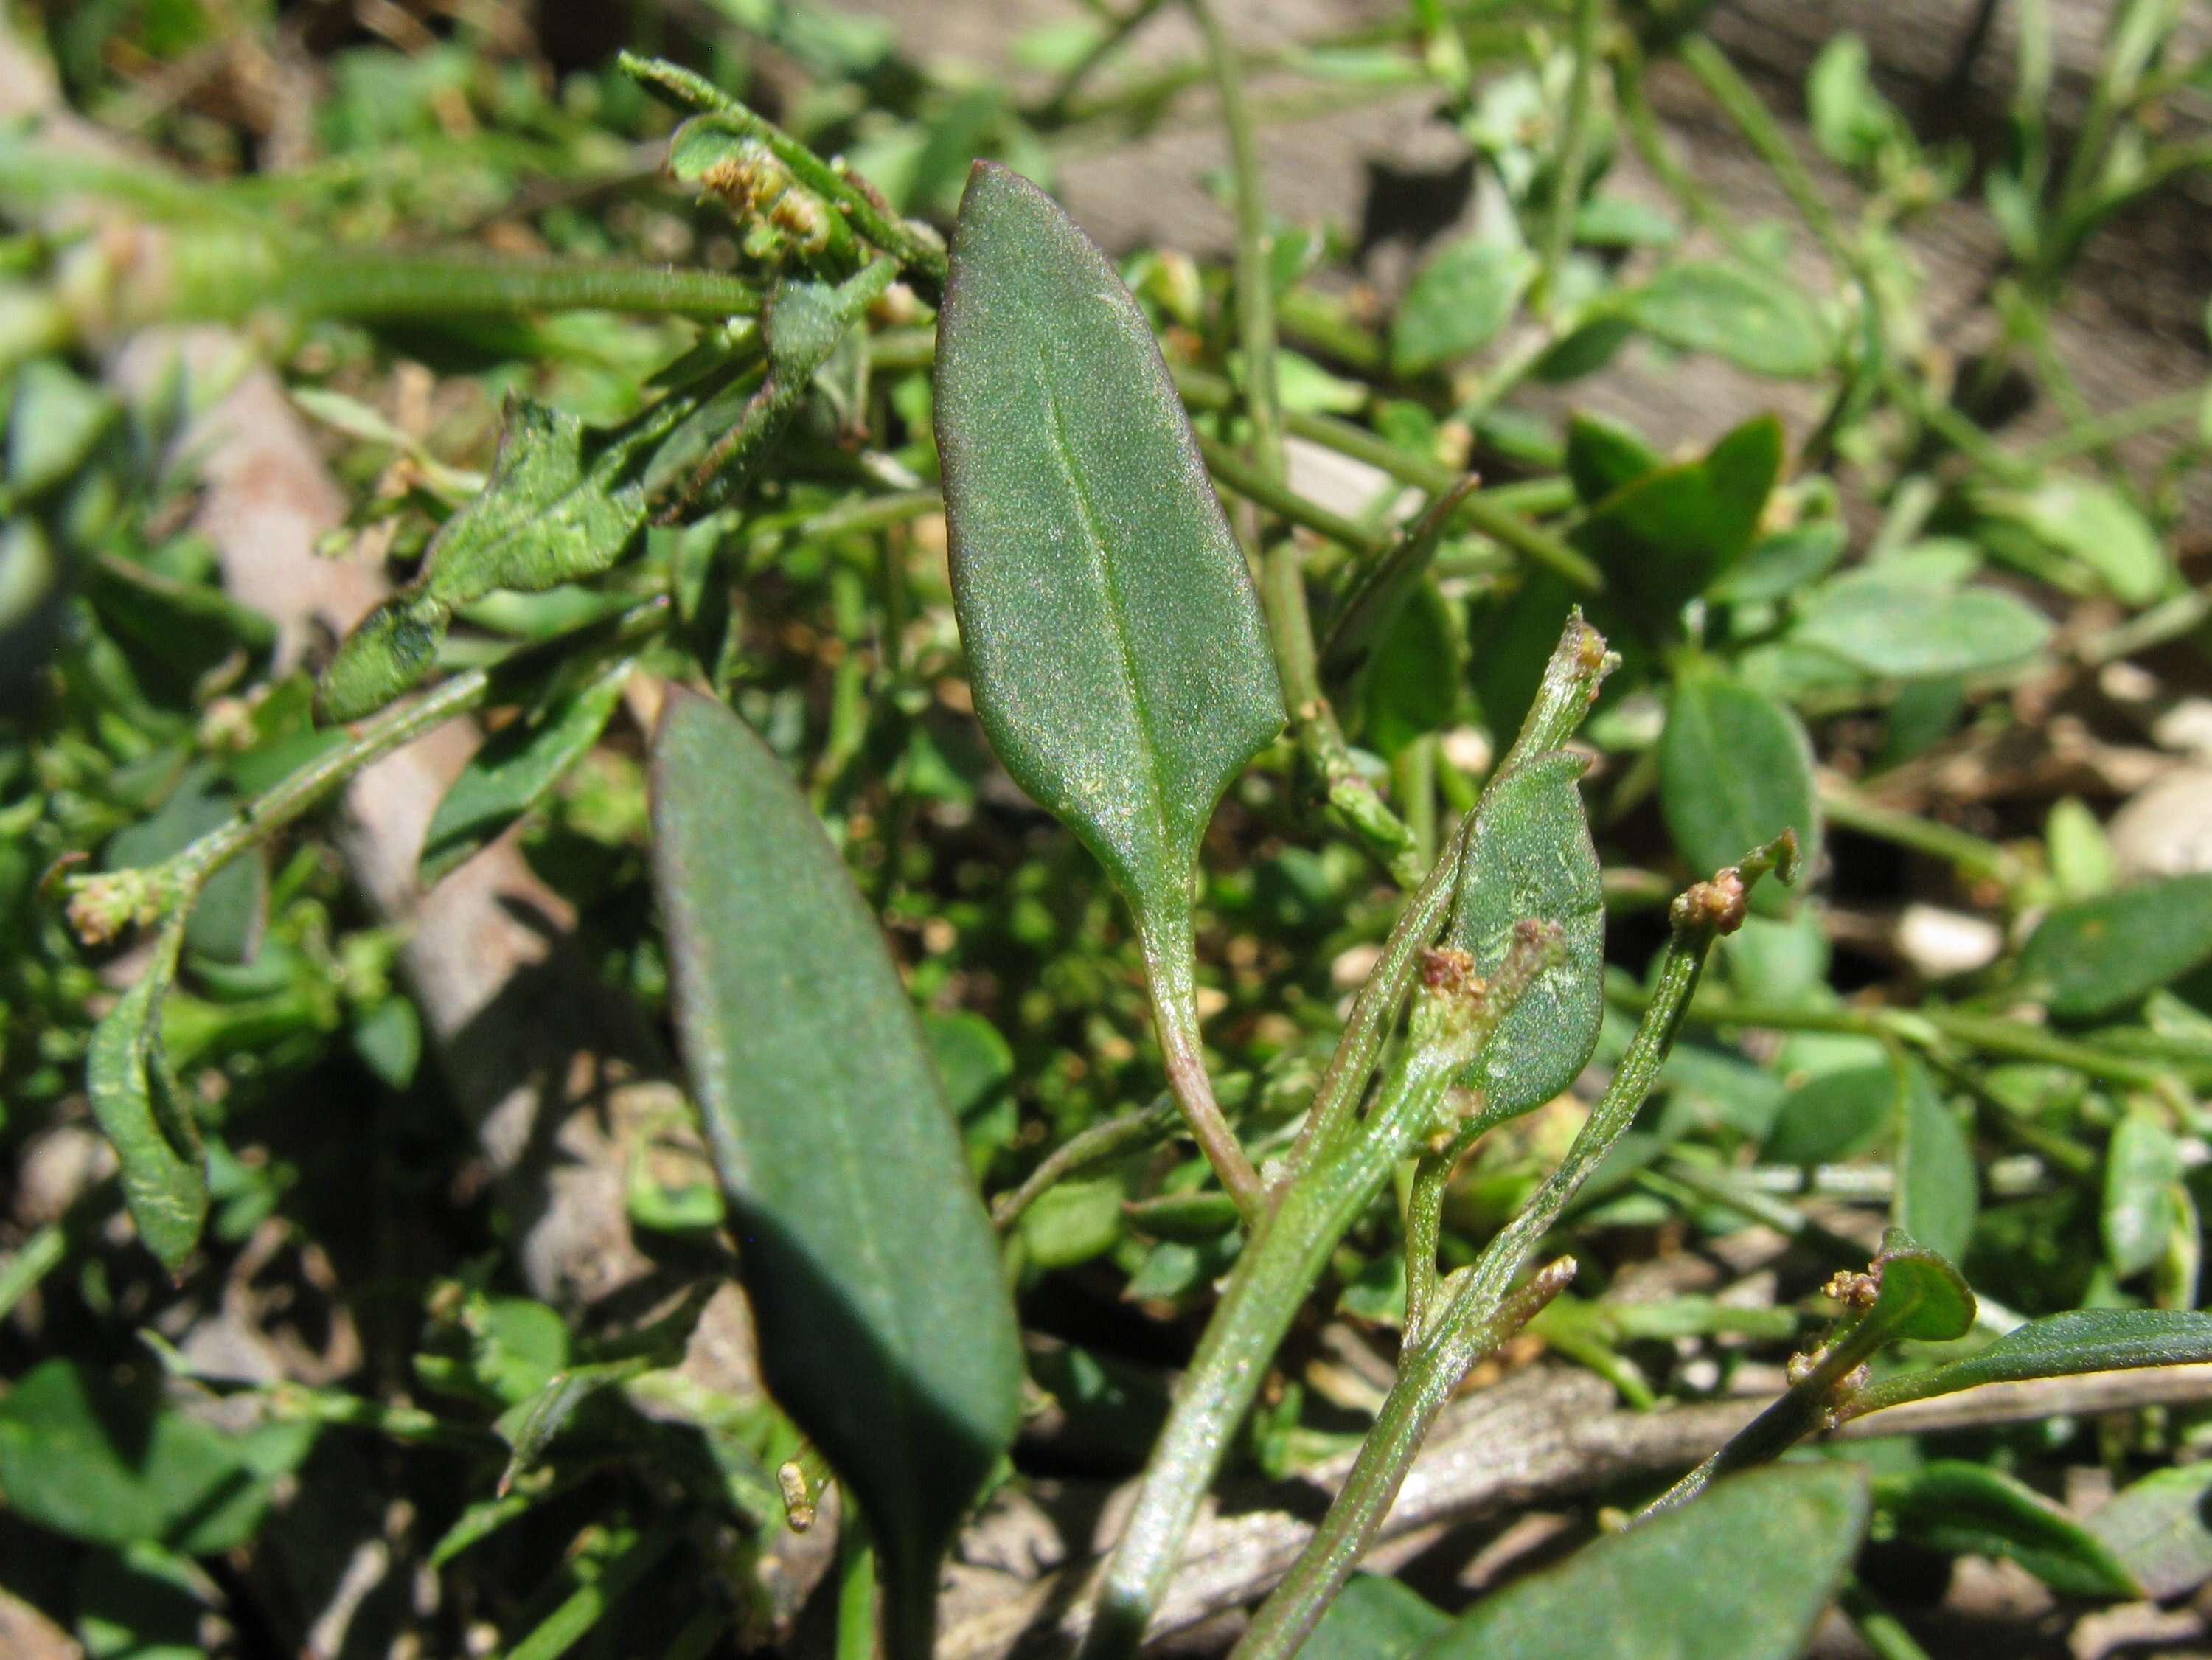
[1038,351,1175,889]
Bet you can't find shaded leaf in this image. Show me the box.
[1896,1063,1977,1264]
[1792,571,2051,679]
[1391,235,1534,375]
[1303,1574,1447,1660]
[1764,1064,1896,1167]
[1880,1462,2139,1599]
[2090,1465,2212,1600]
[2020,875,2212,1018]
[1575,415,1781,622]
[1622,262,1830,378]
[650,689,1020,1660]
[1361,580,1462,759]
[1564,411,1660,505]
[933,164,1281,950]
[106,762,264,965]
[2104,1106,2185,1279]
[495,1360,650,1496]
[1414,1464,1871,1660]
[420,656,634,883]
[1447,749,1604,1123]
[1865,1229,1975,1344]
[1659,667,1819,902]
[0,1359,313,1553]
[85,924,206,1272]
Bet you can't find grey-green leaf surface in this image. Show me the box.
[1621,261,1830,379]
[1660,667,1820,899]
[1851,1308,2212,1415]
[1879,1462,2140,1599]
[1896,1063,1977,1264]
[2020,875,2212,1018]
[1414,1464,1871,1660]
[2104,1106,2185,1279]
[1391,235,1534,376]
[649,689,1020,1660]
[1302,1574,1448,1660]
[85,923,206,1273]
[933,162,1282,933]
[1447,749,1605,1124]
[1791,572,2053,680]
[419,656,634,883]
[2090,1465,2212,1600]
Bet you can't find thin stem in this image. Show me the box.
[265,249,762,322]
[837,1510,880,1660]
[619,54,949,291]
[1189,0,1283,483]
[2012,388,2204,470]
[0,1223,66,1322]
[1036,0,1175,125]
[1138,907,1265,1222]
[1677,33,1851,269]
[1199,434,1390,558]
[1230,1260,1577,1660]
[994,1092,1180,1230]
[1537,0,1602,310]
[504,1524,681,1660]
[1817,779,2031,893]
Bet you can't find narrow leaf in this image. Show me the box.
[649,690,1021,1660]
[1621,261,1831,379]
[1880,1462,2140,1599]
[2104,1106,2185,1279]
[1447,750,1605,1123]
[1660,667,1820,897]
[934,162,1282,937]
[1415,1465,1871,1660]
[1848,1308,2212,1417]
[2090,1465,2212,1600]
[1896,1063,1977,1263]
[2020,874,2212,1018]
[1792,571,2053,679]
[85,923,206,1273]
[420,656,634,883]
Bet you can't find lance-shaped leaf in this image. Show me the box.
[86,921,206,1274]
[649,690,1021,1660]
[1846,1307,2212,1417]
[933,162,1283,963]
[1416,1464,1871,1660]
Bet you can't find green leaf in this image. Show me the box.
[2090,1465,2212,1600]
[1791,572,2052,679]
[7,357,116,499]
[1864,1228,1975,1344]
[106,762,265,965]
[1447,749,1605,1124]
[934,162,1281,947]
[649,689,1020,1660]
[0,1359,312,1553]
[1021,1177,1129,1268]
[1414,1464,1871,1660]
[1987,476,2169,605]
[1807,35,1902,167]
[1896,1063,1977,1264]
[1849,1308,2212,1416]
[495,1360,650,1497]
[1303,1574,1448,1660]
[2019,875,2212,1018]
[319,396,668,722]
[1621,262,1830,378]
[419,656,634,883]
[85,925,206,1273]
[1659,667,1819,900]
[1879,1462,2140,1599]
[1764,1063,1894,1166]
[77,1543,206,1660]
[2104,1105,2185,1279]
[1574,415,1781,622]
[1705,521,1847,606]
[1391,235,1534,376]
[1360,580,1462,759]
[1564,411,1660,505]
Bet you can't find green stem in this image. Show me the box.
[1537,0,1602,310]
[1137,905,1266,1222]
[1841,1578,1937,1660]
[1081,927,1565,1660]
[1189,0,1283,483]
[1677,33,1852,269]
[1240,841,1796,1660]
[993,1092,1180,1230]
[1035,0,1175,124]
[2012,388,2205,470]
[0,1223,66,1322]
[837,1510,880,1660]
[502,1524,680,1660]
[1817,780,2031,892]
[265,249,762,322]
[619,54,949,290]
[1199,434,1389,558]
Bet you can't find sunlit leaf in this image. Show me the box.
[2020,875,2212,1018]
